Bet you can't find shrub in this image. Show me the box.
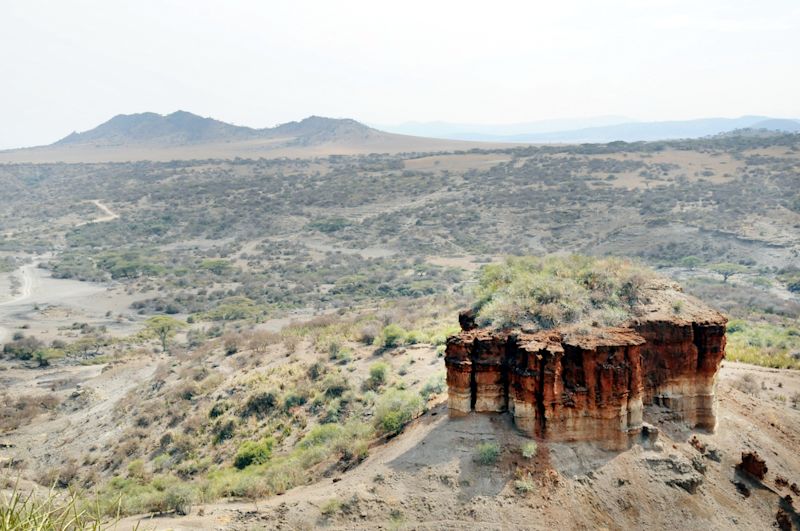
[521,441,538,459]
[223,335,239,356]
[791,392,800,408]
[234,438,274,469]
[320,373,349,398]
[420,372,446,399]
[474,442,500,465]
[731,374,760,396]
[364,362,389,390]
[2,336,45,360]
[405,330,426,344]
[242,391,277,418]
[472,255,656,330]
[320,498,341,516]
[209,401,228,418]
[514,478,536,493]
[376,324,406,348]
[374,389,422,436]
[212,419,236,443]
[307,361,324,381]
[298,421,373,463]
[283,392,307,410]
[299,423,344,448]
[725,319,800,370]
[164,484,194,515]
[358,323,380,345]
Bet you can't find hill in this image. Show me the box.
[0,112,502,163]
[53,111,383,148]
[54,111,262,146]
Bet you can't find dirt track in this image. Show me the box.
[0,263,38,344]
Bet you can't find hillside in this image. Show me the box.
[1,132,799,530]
[119,361,800,530]
[54,111,262,146]
[0,112,501,163]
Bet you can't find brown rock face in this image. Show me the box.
[444,303,727,447]
[738,451,768,480]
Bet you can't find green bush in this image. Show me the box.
[376,324,406,348]
[420,372,446,399]
[473,255,655,330]
[320,497,342,516]
[521,441,538,459]
[374,389,422,436]
[726,318,800,370]
[364,362,390,390]
[283,392,307,410]
[298,420,373,463]
[164,484,194,515]
[514,477,536,493]
[474,442,500,465]
[234,438,274,469]
[299,423,344,448]
[320,373,350,398]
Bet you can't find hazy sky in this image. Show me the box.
[2,0,799,149]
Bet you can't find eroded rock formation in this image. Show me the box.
[445,283,727,447]
[738,451,768,480]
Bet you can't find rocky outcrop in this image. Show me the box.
[445,290,727,447]
[738,451,768,480]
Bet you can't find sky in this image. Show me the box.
[2,0,799,149]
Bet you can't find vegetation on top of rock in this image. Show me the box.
[472,254,657,330]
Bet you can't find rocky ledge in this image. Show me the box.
[445,279,727,448]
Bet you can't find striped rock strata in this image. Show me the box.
[445,289,726,447]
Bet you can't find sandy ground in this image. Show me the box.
[0,263,41,344]
[0,135,511,164]
[0,262,145,346]
[0,355,158,472]
[0,202,146,346]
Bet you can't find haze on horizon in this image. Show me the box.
[2,0,799,150]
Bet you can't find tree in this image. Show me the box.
[679,256,702,270]
[66,336,106,358]
[145,316,186,353]
[199,259,232,275]
[710,263,748,283]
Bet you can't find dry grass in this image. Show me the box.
[0,393,61,432]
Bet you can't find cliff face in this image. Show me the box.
[445,304,727,447]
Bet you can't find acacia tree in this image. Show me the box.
[146,316,186,353]
[710,262,748,283]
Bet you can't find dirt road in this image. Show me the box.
[0,200,119,344]
[75,200,119,226]
[0,263,39,343]
[89,200,119,223]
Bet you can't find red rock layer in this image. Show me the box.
[444,315,726,446]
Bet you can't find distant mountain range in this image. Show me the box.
[37,111,800,149]
[378,115,800,143]
[54,111,379,147]
[3,110,799,164]
[0,111,483,163]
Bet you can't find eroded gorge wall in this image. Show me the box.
[445,314,726,447]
